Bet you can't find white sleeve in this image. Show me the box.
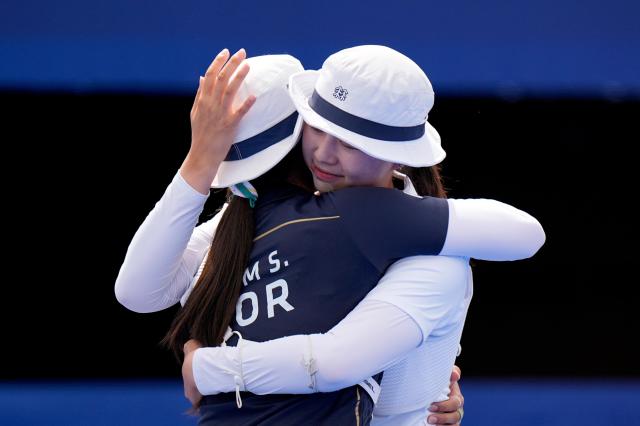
[441,198,546,261]
[192,299,421,395]
[365,256,470,344]
[191,257,465,396]
[114,171,225,313]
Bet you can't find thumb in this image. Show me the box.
[191,77,205,116]
[450,365,461,382]
[183,339,203,355]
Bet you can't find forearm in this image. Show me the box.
[180,151,221,196]
[192,300,422,395]
[114,171,214,312]
[442,198,546,260]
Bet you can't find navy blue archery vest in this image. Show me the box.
[200,183,448,425]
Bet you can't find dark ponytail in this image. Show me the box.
[163,194,254,358]
[163,142,314,359]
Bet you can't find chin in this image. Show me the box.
[313,178,337,193]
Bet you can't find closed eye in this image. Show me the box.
[338,140,357,150]
[308,125,324,134]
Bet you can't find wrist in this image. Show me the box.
[180,153,219,195]
[192,347,241,395]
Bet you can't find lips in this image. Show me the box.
[311,163,342,182]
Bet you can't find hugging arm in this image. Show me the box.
[114,172,220,313]
[190,257,468,396]
[442,198,546,260]
[193,299,421,395]
[333,188,545,263]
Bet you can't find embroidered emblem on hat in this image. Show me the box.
[333,86,348,101]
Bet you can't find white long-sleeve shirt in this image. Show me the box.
[115,171,543,313]
[114,171,543,423]
[193,256,472,425]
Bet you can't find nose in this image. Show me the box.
[314,133,339,165]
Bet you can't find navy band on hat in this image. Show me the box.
[225,112,298,161]
[308,91,425,141]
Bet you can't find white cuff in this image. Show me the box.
[192,346,242,396]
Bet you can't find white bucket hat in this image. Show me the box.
[211,54,304,188]
[288,45,445,167]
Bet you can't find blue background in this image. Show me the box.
[2,380,640,425]
[2,0,639,96]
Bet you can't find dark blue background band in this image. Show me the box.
[225,112,298,161]
[308,91,425,141]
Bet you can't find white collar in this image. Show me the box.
[393,170,419,197]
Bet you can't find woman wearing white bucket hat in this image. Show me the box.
[290,44,445,170]
[115,47,544,425]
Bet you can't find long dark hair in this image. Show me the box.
[163,142,314,358]
[163,146,446,358]
[402,164,447,198]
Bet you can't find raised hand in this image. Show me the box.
[181,48,257,194]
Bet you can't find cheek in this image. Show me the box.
[301,135,314,165]
[344,155,371,178]
[346,156,393,184]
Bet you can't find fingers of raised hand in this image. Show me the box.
[195,49,252,127]
[222,60,251,110]
[203,48,230,90]
[232,93,256,123]
[213,48,246,99]
[191,76,206,117]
